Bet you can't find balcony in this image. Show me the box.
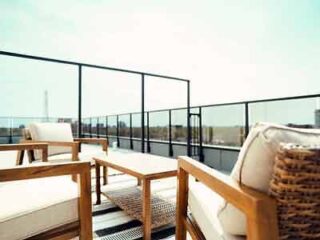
[1,50,320,240]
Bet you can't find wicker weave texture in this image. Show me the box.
[103,186,176,229]
[269,143,320,240]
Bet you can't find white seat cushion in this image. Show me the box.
[28,123,74,159]
[188,181,245,240]
[0,176,78,239]
[218,122,320,235]
[47,150,107,165]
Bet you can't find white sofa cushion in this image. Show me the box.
[0,176,78,240]
[28,123,74,159]
[189,181,245,240]
[52,151,107,165]
[218,122,320,235]
[32,150,107,165]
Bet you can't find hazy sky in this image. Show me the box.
[0,0,319,118]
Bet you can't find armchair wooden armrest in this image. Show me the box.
[22,140,79,161]
[0,143,48,165]
[176,156,279,240]
[74,138,108,152]
[0,161,92,239]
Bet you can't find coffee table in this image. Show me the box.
[94,152,177,240]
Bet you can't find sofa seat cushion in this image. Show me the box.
[188,181,245,240]
[28,123,74,158]
[34,150,107,166]
[0,176,78,240]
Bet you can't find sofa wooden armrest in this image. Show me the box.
[74,138,108,152]
[0,161,92,239]
[0,143,49,165]
[176,156,279,240]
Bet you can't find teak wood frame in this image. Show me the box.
[94,157,177,240]
[176,156,279,240]
[0,144,93,239]
[19,128,108,184]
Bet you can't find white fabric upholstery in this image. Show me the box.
[0,176,78,240]
[188,181,245,240]
[218,122,320,235]
[28,123,74,159]
[47,150,107,165]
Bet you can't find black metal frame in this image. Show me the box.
[0,50,191,155]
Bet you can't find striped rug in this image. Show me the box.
[92,171,177,240]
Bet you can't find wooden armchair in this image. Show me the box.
[19,122,108,184]
[176,156,279,240]
[176,122,320,240]
[0,143,92,239]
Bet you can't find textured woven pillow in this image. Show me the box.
[217,122,320,235]
[28,122,74,159]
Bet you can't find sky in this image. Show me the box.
[0,0,319,119]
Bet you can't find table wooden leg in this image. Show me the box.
[95,162,101,205]
[103,166,108,185]
[142,179,151,240]
[137,178,142,186]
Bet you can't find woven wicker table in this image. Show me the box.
[94,153,177,240]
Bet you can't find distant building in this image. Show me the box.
[315,109,320,128]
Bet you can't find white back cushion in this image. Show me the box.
[218,122,320,235]
[28,123,74,158]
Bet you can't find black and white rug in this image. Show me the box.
[92,172,177,240]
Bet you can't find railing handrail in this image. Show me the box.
[0,50,189,82]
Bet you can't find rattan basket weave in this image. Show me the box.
[269,143,320,239]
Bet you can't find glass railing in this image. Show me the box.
[78,94,320,156]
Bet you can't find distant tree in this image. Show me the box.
[118,121,127,128]
[209,127,213,143]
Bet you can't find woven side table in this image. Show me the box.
[269,143,320,239]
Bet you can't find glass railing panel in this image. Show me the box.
[0,55,78,118]
[171,109,187,142]
[119,114,130,137]
[98,117,106,137]
[132,113,141,138]
[145,76,187,111]
[90,118,98,136]
[249,97,320,128]
[202,104,245,147]
[107,116,117,137]
[82,68,141,117]
[149,111,169,141]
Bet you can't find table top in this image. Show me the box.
[94,152,177,180]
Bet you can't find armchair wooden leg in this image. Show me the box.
[103,166,107,185]
[96,163,101,205]
[176,167,189,240]
[16,150,24,165]
[78,169,93,240]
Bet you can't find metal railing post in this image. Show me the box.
[78,65,82,138]
[169,110,173,157]
[89,118,92,138]
[187,81,191,156]
[199,107,204,162]
[105,116,108,140]
[130,113,133,149]
[245,102,249,138]
[141,74,145,153]
[116,115,120,147]
[97,117,100,138]
[147,112,150,153]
